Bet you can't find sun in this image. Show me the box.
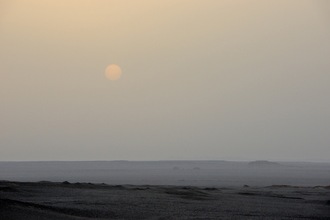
[105,64,122,81]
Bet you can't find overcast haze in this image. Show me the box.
[1,0,330,162]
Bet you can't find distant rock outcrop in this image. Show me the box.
[248,160,280,167]
[61,181,71,185]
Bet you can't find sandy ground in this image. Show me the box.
[0,181,329,219]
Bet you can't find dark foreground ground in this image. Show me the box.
[0,181,329,220]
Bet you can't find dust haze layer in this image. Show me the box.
[1,161,329,187]
[1,0,330,161]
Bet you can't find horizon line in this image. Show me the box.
[0,159,329,164]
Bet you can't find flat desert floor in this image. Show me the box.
[0,181,329,220]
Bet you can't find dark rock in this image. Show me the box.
[62,181,70,185]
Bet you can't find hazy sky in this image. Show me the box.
[1,0,330,162]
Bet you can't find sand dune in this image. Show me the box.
[1,181,329,219]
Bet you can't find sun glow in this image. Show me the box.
[105,64,122,81]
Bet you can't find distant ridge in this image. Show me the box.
[248,160,280,167]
